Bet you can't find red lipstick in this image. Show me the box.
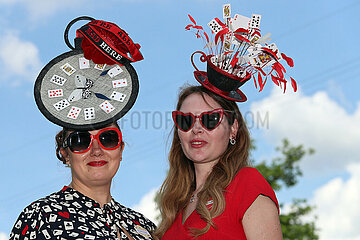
[190,139,207,148]
[87,161,107,167]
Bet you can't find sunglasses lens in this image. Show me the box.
[99,130,120,149]
[201,112,221,130]
[68,132,91,152]
[174,114,193,132]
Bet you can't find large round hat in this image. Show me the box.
[34,16,143,130]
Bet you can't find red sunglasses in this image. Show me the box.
[172,108,229,132]
[63,127,122,153]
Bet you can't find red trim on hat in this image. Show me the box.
[88,20,143,62]
[194,71,248,102]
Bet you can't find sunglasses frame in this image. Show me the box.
[172,108,229,132]
[63,127,122,153]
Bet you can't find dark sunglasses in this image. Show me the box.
[63,127,122,153]
[172,108,229,132]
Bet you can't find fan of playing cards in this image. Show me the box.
[186,4,297,97]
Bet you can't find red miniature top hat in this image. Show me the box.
[192,51,251,102]
[186,4,297,102]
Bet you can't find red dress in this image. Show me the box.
[161,167,279,240]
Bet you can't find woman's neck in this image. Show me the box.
[193,161,217,190]
[69,180,112,208]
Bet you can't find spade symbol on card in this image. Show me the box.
[107,66,123,78]
[64,221,74,230]
[84,107,95,120]
[50,75,67,86]
[250,14,261,29]
[75,75,86,88]
[68,89,83,103]
[110,91,126,102]
[207,19,222,34]
[53,99,70,111]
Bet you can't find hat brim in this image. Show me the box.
[194,71,247,102]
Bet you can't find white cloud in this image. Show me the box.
[0,232,8,240]
[0,31,42,84]
[132,188,160,225]
[0,0,86,20]
[251,88,360,173]
[312,162,360,240]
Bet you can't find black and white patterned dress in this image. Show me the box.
[10,186,156,240]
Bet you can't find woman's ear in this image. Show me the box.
[230,119,239,139]
[120,142,125,153]
[60,148,70,164]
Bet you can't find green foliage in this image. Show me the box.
[254,139,318,239]
[279,200,318,240]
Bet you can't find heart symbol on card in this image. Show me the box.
[58,211,70,218]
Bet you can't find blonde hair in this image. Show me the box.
[155,86,250,238]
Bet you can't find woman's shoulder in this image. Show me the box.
[229,167,275,194]
[21,187,66,212]
[227,167,279,215]
[112,200,157,231]
[231,167,266,184]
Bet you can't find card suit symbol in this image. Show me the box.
[59,211,70,219]
[22,225,29,235]
[100,70,109,76]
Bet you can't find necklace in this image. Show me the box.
[190,194,196,203]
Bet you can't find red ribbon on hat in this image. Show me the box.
[77,19,143,65]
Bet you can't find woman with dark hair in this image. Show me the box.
[155,86,282,239]
[10,17,156,239]
[11,122,155,239]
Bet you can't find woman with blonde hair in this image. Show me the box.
[155,85,282,239]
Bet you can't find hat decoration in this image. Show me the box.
[187,4,297,102]
[34,16,143,130]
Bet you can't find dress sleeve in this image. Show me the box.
[9,202,44,240]
[230,167,279,220]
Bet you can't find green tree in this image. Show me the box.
[254,139,318,239]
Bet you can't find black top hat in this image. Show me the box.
[192,51,251,102]
[34,16,143,130]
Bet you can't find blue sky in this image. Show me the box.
[0,0,359,239]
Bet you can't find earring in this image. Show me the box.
[66,160,71,168]
[230,138,236,145]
